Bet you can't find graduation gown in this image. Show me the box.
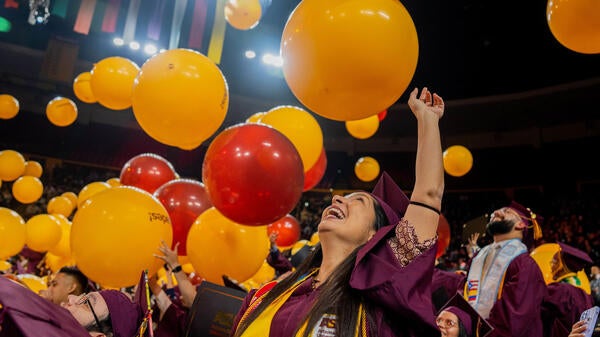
[0,276,89,337]
[541,282,594,337]
[431,268,466,312]
[266,250,293,276]
[231,223,441,337]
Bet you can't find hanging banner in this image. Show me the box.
[73,0,97,35]
[51,0,69,18]
[101,0,120,33]
[90,0,107,33]
[147,0,166,41]
[123,0,141,42]
[207,0,227,64]
[187,0,208,50]
[169,0,188,50]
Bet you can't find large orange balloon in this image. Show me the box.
[260,105,324,171]
[354,156,380,182]
[23,161,43,178]
[132,48,229,150]
[12,176,43,204]
[47,196,74,218]
[0,149,26,181]
[25,214,62,252]
[46,97,78,127]
[546,0,600,54]
[73,72,97,103]
[71,186,173,288]
[225,0,262,30]
[186,207,269,284]
[90,56,140,110]
[281,0,418,121]
[443,145,473,177]
[0,94,19,119]
[345,115,380,139]
[0,207,26,259]
[77,181,111,207]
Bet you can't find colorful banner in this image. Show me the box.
[123,0,141,42]
[169,0,189,50]
[73,0,97,35]
[51,0,69,18]
[187,0,208,50]
[207,0,227,64]
[90,0,107,33]
[101,0,120,33]
[147,0,166,41]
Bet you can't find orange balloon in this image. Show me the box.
[73,72,97,103]
[225,0,262,30]
[25,214,62,252]
[345,115,380,139]
[61,192,78,210]
[131,49,229,150]
[48,214,72,258]
[546,0,600,54]
[23,161,43,178]
[90,56,140,110]
[354,156,380,182]
[77,181,111,207]
[12,176,43,204]
[443,145,473,177]
[281,0,418,121]
[46,97,78,127]
[245,111,266,123]
[0,94,19,119]
[0,207,26,259]
[45,252,76,273]
[106,177,121,187]
[47,196,74,218]
[0,149,26,181]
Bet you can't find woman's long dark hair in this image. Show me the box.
[234,199,388,337]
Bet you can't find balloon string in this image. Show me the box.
[144,269,154,337]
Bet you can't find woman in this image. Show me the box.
[436,294,493,337]
[230,87,445,337]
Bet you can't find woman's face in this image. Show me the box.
[318,192,378,247]
[436,310,460,337]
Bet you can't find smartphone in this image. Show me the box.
[580,306,600,337]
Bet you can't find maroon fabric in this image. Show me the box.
[266,250,293,276]
[542,282,594,337]
[154,302,188,337]
[369,172,410,227]
[0,276,89,337]
[431,268,466,311]
[557,242,593,272]
[98,289,142,337]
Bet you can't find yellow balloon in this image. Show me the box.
[0,94,19,119]
[530,243,592,294]
[281,0,418,121]
[0,149,26,181]
[245,111,266,123]
[48,214,72,257]
[47,196,74,219]
[546,0,600,54]
[354,156,380,182]
[25,214,62,252]
[106,177,121,187]
[345,115,380,139]
[291,239,311,255]
[73,72,97,103]
[45,252,76,273]
[77,181,111,207]
[260,105,324,171]
[309,232,320,245]
[0,260,12,272]
[12,176,44,204]
[187,207,269,285]
[132,48,229,150]
[443,145,473,177]
[0,207,26,259]
[61,192,78,210]
[17,274,48,294]
[224,0,262,30]
[242,260,275,286]
[90,56,140,110]
[46,97,78,127]
[71,186,173,288]
[23,161,43,178]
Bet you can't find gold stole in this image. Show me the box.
[237,269,367,337]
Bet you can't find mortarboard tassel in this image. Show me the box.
[527,208,543,240]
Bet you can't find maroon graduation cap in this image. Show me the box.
[369,171,410,227]
[558,242,593,272]
[439,293,494,337]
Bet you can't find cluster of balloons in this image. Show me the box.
[443,145,473,177]
[0,149,44,204]
[225,0,272,30]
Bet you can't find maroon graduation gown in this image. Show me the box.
[431,268,466,311]
[231,224,441,337]
[266,250,293,276]
[541,282,594,337]
[154,302,188,337]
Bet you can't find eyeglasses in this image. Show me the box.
[436,317,458,328]
[77,294,104,333]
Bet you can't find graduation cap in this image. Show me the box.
[558,242,593,272]
[461,214,490,244]
[508,201,543,242]
[99,287,142,337]
[438,293,494,337]
[370,171,410,227]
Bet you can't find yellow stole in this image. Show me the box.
[237,269,367,337]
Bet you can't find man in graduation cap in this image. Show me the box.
[437,293,494,337]
[462,201,548,337]
[542,242,595,337]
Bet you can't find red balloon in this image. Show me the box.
[436,214,451,259]
[120,153,177,194]
[154,179,212,255]
[267,214,301,247]
[303,149,327,191]
[202,123,304,226]
[377,110,387,122]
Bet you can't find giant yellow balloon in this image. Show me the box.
[90,56,140,110]
[73,72,97,103]
[25,214,62,252]
[77,181,111,207]
[546,0,600,54]
[354,156,380,182]
[530,243,591,294]
[71,186,173,288]
[281,0,418,121]
[187,207,269,285]
[0,149,26,181]
[132,48,229,150]
[0,94,19,119]
[23,161,43,178]
[345,115,379,139]
[443,145,473,177]
[12,176,43,204]
[225,0,262,30]
[46,97,78,127]
[260,105,324,171]
[0,207,26,259]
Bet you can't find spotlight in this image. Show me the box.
[129,41,140,50]
[245,50,256,59]
[144,44,158,55]
[113,37,125,46]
